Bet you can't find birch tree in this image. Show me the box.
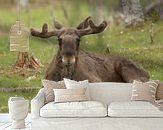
[121,0,144,26]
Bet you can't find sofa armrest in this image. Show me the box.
[31,88,45,119]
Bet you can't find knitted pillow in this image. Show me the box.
[131,80,159,102]
[42,79,66,103]
[156,82,163,100]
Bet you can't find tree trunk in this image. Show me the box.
[130,0,144,22]
[121,0,130,16]
[145,0,163,21]
[121,0,144,26]
[20,0,29,8]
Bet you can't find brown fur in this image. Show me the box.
[45,49,149,82]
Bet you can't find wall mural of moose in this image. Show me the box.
[31,16,149,83]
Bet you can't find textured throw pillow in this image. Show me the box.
[64,78,90,99]
[53,88,88,103]
[156,82,163,100]
[131,80,159,102]
[42,79,66,103]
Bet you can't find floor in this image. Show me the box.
[0,113,31,130]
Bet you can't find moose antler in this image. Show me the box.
[77,18,107,37]
[76,16,91,29]
[31,24,62,38]
[54,20,63,30]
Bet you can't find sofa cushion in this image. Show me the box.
[40,101,107,117]
[108,101,163,117]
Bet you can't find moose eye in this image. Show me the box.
[76,38,80,43]
[58,38,62,42]
[76,38,80,42]
[58,38,62,46]
[76,38,80,46]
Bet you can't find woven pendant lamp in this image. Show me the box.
[9,0,29,52]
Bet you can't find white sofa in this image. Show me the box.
[31,82,163,130]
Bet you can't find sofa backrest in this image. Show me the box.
[89,82,132,105]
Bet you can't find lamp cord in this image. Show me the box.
[17,0,21,32]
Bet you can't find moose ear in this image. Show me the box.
[54,20,63,30]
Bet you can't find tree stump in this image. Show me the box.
[13,52,42,69]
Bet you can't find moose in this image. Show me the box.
[31,16,149,82]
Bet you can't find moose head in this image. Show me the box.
[31,17,107,65]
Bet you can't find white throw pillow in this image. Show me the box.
[53,88,88,103]
[64,78,90,99]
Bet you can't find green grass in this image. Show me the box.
[0,3,163,112]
